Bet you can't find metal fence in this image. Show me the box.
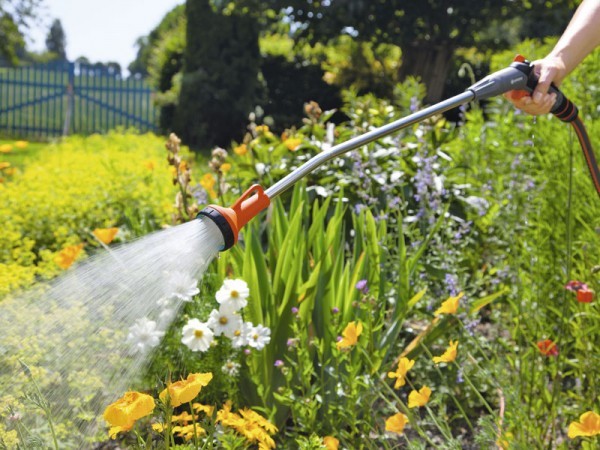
[0,61,159,138]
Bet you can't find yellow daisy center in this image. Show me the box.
[194,329,204,338]
[230,290,239,298]
[234,330,241,337]
[252,334,259,341]
[219,317,228,325]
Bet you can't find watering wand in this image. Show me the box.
[199,55,600,251]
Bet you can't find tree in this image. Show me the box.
[45,18,66,60]
[0,0,42,64]
[175,0,261,150]
[275,0,579,102]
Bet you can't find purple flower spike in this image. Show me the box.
[274,360,284,368]
[332,307,340,315]
[291,307,299,314]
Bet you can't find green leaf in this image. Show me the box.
[470,287,509,315]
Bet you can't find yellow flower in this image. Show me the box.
[152,422,165,433]
[432,340,459,364]
[387,357,415,389]
[0,144,12,153]
[255,125,270,134]
[174,424,206,441]
[103,391,155,437]
[568,411,600,438]
[93,227,119,244]
[408,385,431,408]
[385,412,409,434]
[193,402,215,417]
[159,372,213,407]
[14,140,28,149]
[336,321,363,350]
[434,292,464,315]
[234,143,248,156]
[283,137,302,151]
[323,436,339,449]
[54,243,84,269]
[143,160,155,171]
[200,173,216,190]
[221,163,232,173]
[172,411,196,424]
[0,162,11,170]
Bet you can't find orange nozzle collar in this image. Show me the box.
[197,184,270,251]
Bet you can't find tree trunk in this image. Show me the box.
[398,41,455,103]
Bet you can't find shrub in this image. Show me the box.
[0,131,178,296]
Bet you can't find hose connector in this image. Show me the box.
[197,184,270,251]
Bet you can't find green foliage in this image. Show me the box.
[176,0,261,151]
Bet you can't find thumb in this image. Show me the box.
[533,64,556,98]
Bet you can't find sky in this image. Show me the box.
[28,0,184,72]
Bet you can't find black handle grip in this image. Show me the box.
[526,68,579,122]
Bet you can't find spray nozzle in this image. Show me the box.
[197,184,270,251]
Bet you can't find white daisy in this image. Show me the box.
[246,324,271,350]
[207,306,243,338]
[181,318,214,352]
[231,321,251,348]
[221,360,241,376]
[215,279,250,311]
[126,317,164,353]
[165,271,200,302]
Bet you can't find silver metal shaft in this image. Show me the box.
[264,90,476,200]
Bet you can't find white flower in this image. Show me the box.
[165,271,200,302]
[222,360,241,376]
[127,317,164,353]
[255,163,266,176]
[181,318,214,352]
[158,308,177,328]
[231,322,251,348]
[246,324,271,350]
[215,279,250,311]
[207,306,243,338]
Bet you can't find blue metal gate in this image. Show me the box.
[0,61,159,138]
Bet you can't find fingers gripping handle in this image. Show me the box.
[514,55,579,122]
[467,55,578,122]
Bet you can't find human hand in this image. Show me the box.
[504,56,568,115]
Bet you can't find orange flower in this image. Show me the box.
[143,160,155,171]
[14,140,28,149]
[0,144,12,153]
[408,385,431,408]
[385,413,408,434]
[234,143,248,156]
[159,372,213,407]
[568,411,600,438]
[537,339,559,357]
[93,227,119,244]
[283,137,302,151]
[432,340,459,364]
[434,292,463,315]
[0,162,10,170]
[577,287,594,303]
[387,357,415,389]
[55,244,84,269]
[221,163,232,173]
[336,321,363,350]
[323,436,339,449]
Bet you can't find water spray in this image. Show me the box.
[200,55,600,251]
